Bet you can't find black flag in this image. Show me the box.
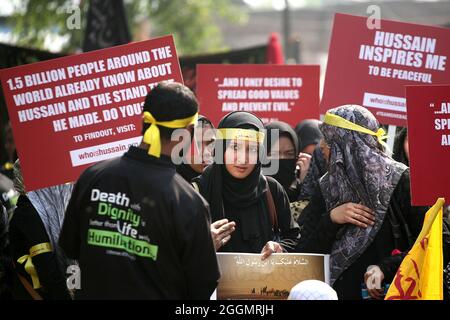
[82,0,131,52]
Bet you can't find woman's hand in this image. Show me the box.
[211,219,236,250]
[364,265,385,300]
[330,203,375,228]
[296,153,312,183]
[260,241,284,260]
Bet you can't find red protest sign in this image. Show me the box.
[406,84,450,206]
[196,64,319,126]
[321,13,450,126]
[0,36,182,191]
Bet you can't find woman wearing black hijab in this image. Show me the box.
[194,112,299,254]
[265,121,311,202]
[294,119,323,155]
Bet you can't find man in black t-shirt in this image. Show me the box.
[59,82,219,299]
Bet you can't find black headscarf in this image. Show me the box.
[295,119,323,152]
[176,115,215,182]
[392,127,409,166]
[264,121,299,193]
[195,111,271,252]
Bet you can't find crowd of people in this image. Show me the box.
[0,81,449,300]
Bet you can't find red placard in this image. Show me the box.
[196,64,319,126]
[0,36,183,191]
[406,84,450,206]
[322,13,450,126]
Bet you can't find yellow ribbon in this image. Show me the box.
[3,162,13,170]
[143,111,198,158]
[216,128,265,143]
[323,112,388,147]
[17,242,52,289]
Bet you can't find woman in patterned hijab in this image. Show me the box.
[296,104,427,300]
[319,105,407,286]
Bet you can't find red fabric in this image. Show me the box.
[266,33,284,64]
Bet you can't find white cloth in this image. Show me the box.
[288,280,338,300]
[365,265,383,290]
[27,183,74,270]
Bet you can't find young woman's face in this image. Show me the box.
[268,136,296,160]
[224,139,258,179]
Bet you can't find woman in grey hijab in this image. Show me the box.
[295,105,428,300]
[9,160,71,299]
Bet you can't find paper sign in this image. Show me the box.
[322,13,450,126]
[406,84,450,205]
[0,36,182,191]
[216,253,329,300]
[196,64,320,126]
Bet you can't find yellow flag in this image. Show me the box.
[385,198,444,300]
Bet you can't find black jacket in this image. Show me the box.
[9,196,71,300]
[59,147,220,299]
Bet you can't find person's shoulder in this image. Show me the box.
[77,157,122,183]
[393,167,410,193]
[173,173,203,197]
[85,157,122,174]
[172,173,209,210]
[265,176,285,195]
[400,167,410,181]
[9,196,41,229]
[265,175,280,188]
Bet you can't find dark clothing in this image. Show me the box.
[223,176,298,253]
[445,261,450,299]
[297,145,328,201]
[266,158,298,202]
[176,163,201,184]
[393,127,409,166]
[0,204,13,300]
[195,111,299,254]
[59,146,219,300]
[9,195,71,300]
[264,121,299,201]
[445,221,450,299]
[0,173,14,214]
[197,173,298,253]
[294,119,323,152]
[0,165,14,181]
[296,171,427,300]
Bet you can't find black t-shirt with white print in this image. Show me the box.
[59,146,219,299]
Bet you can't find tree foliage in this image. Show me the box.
[7,0,247,55]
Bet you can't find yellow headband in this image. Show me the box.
[323,112,388,147]
[143,111,198,158]
[216,128,265,143]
